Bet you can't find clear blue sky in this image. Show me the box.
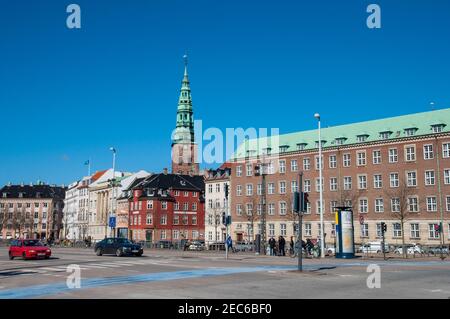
[1,0,449,185]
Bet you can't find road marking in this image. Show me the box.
[90,263,121,268]
[84,264,109,269]
[39,267,66,272]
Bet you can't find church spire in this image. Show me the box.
[174,54,194,143]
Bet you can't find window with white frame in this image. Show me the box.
[236,185,242,196]
[256,183,262,195]
[390,173,399,188]
[246,184,253,196]
[329,155,337,168]
[280,223,287,236]
[315,178,323,192]
[257,204,262,215]
[236,165,242,177]
[343,176,352,190]
[315,155,323,170]
[357,135,368,142]
[279,160,286,174]
[376,223,382,237]
[429,224,440,239]
[372,150,381,164]
[316,200,323,214]
[423,144,434,160]
[389,148,398,163]
[432,125,444,133]
[361,223,369,237]
[330,201,338,213]
[380,131,391,140]
[236,204,243,216]
[305,223,312,236]
[330,177,338,191]
[426,196,437,212]
[447,196,450,212]
[391,198,400,212]
[246,164,253,176]
[268,203,275,215]
[246,203,253,215]
[444,169,450,185]
[279,202,287,215]
[291,159,298,172]
[279,181,286,194]
[304,180,311,192]
[268,161,275,174]
[160,214,167,225]
[410,223,420,238]
[406,171,417,187]
[306,202,311,214]
[174,215,180,225]
[425,170,435,186]
[161,201,167,210]
[146,213,152,225]
[373,174,382,188]
[303,158,311,170]
[357,151,366,166]
[268,224,275,236]
[393,223,402,237]
[291,180,298,193]
[359,198,368,213]
[268,183,275,194]
[173,230,179,240]
[443,143,450,158]
[405,128,416,136]
[192,202,197,211]
[183,202,189,210]
[343,154,351,167]
[405,145,416,162]
[358,175,367,189]
[160,230,166,240]
[408,197,419,212]
[375,198,384,213]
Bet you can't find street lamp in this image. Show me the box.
[314,113,325,258]
[110,147,116,238]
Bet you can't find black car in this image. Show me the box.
[94,238,143,257]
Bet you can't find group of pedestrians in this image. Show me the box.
[268,236,287,256]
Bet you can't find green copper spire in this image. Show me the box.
[173,54,194,143]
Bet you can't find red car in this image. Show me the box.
[9,239,51,260]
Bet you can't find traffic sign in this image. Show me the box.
[109,216,116,228]
[359,215,364,225]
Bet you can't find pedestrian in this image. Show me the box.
[268,237,276,256]
[278,236,286,256]
[306,238,313,255]
[289,236,294,255]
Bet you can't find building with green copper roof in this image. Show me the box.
[231,108,450,160]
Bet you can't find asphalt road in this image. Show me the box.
[0,247,449,299]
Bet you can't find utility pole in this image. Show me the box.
[255,162,268,255]
[435,136,446,260]
[109,147,116,238]
[314,113,325,258]
[297,173,303,272]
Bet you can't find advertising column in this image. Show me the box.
[335,207,355,259]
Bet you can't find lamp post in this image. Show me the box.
[110,147,116,238]
[314,113,325,258]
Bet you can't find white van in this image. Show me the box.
[358,242,389,254]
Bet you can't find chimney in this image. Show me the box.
[163,168,168,175]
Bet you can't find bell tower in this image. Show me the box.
[171,55,199,175]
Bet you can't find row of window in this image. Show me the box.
[236,142,450,176]
[0,202,51,209]
[3,223,48,230]
[129,214,198,226]
[131,230,200,241]
[207,183,228,194]
[236,195,450,215]
[0,212,51,219]
[130,201,198,211]
[235,169,450,196]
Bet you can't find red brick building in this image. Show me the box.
[128,171,205,244]
[229,108,450,246]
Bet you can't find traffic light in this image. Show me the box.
[224,184,229,198]
[222,212,226,225]
[381,222,387,233]
[293,191,300,213]
[254,165,261,176]
[434,223,442,233]
[303,192,309,208]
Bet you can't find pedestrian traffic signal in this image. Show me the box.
[434,223,442,233]
[254,165,261,176]
[303,192,309,206]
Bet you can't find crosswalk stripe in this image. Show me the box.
[84,264,109,269]
[39,267,66,272]
[90,263,121,268]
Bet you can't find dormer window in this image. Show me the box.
[2,193,6,198]
[315,141,326,148]
[379,131,392,140]
[404,128,417,137]
[296,143,307,151]
[36,192,41,198]
[356,134,369,143]
[262,148,272,155]
[335,137,347,145]
[18,192,24,198]
[431,124,445,133]
[279,145,289,153]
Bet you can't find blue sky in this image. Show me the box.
[0,0,449,185]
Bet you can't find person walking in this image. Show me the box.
[306,238,313,256]
[268,237,276,256]
[289,236,294,256]
[278,236,286,256]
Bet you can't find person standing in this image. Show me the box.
[279,236,286,256]
[268,237,276,256]
[289,236,294,256]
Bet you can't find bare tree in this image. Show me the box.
[244,196,260,247]
[384,176,415,259]
[0,204,8,239]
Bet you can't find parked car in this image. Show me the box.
[9,239,51,260]
[94,238,143,257]
[423,246,450,255]
[208,242,225,251]
[188,241,205,251]
[234,241,254,252]
[394,244,423,255]
[358,242,389,254]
